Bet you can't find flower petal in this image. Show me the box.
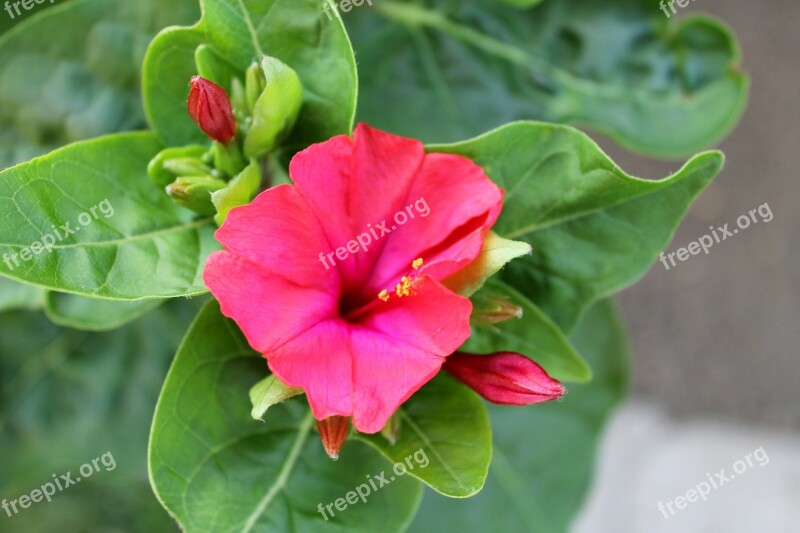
[366,152,503,293]
[204,252,336,354]
[268,279,472,433]
[213,184,338,291]
[289,124,425,288]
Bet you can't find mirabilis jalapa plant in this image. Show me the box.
[0,0,747,531]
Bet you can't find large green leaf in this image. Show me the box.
[43,292,165,331]
[463,278,590,383]
[430,121,724,330]
[349,0,747,157]
[0,0,200,167]
[410,298,629,533]
[359,374,492,498]
[143,0,358,148]
[149,300,422,532]
[0,132,217,300]
[0,299,201,532]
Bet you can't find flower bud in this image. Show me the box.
[162,157,214,178]
[243,56,303,159]
[188,76,237,144]
[166,176,227,216]
[245,61,267,113]
[471,294,523,326]
[316,416,350,460]
[148,145,209,188]
[444,352,565,405]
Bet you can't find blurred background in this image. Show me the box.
[577,1,800,531]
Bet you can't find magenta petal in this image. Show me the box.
[213,184,338,291]
[268,319,353,420]
[349,326,444,434]
[269,280,472,434]
[366,152,503,292]
[204,252,336,354]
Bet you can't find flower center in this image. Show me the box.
[339,258,424,322]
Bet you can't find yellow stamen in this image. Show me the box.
[412,258,423,270]
[378,289,390,302]
[395,276,415,297]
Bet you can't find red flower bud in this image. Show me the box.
[316,416,350,460]
[187,76,237,144]
[443,352,565,405]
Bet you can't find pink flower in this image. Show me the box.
[444,352,565,405]
[187,76,237,144]
[204,124,503,433]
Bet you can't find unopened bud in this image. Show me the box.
[162,157,214,178]
[471,295,523,326]
[166,176,227,216]
[148,145,209,188]
[245,61,267,113]
[244,56,303,159]
[444,352,565,406]
[188,76,237,144]
[316,416,350,460]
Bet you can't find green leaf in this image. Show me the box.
[142,26,208,147]
[430,121,724,330]
[143,0,358,149]
[410,298,629,533]
[0,132,218,300]
[0,0,200,167]
[0,277,44,312]
[0,300,201,531]
[462,278,590,383]
[149,300,423,532]
[348,0,748,157]
[359,374,492,498]
[44,292,165,331]
[249,374,303,421]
